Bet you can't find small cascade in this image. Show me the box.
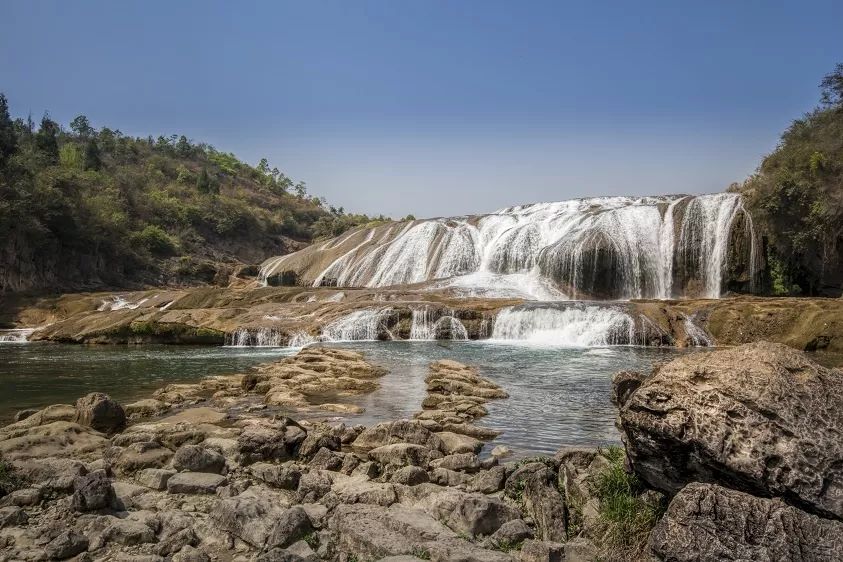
[683,315,713,347]
[98,296,149,311]
[490,304,637,346]
[321,308,395,342]
[0,328,36,343]
[409,307,468,340]
[226,327,285,347]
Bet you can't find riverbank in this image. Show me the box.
[5,286,843,356]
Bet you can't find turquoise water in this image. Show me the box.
[0,341,688,454]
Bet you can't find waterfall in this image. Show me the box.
[321,308,395,341]
[0,328,36,343]
[490,304,637,346]
[98,296,150,311]
[683,315,713,347]
[260,193,758,300]
[409,308,468,340]
[226,327,285,347]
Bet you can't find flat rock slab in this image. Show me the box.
[166,472,227,494]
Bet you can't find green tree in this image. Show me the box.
[176,135,192,157]
[83,138,102,171]
[294,181,307,198]
[257,157,270,175]
[35,114,60,164]
[0,94,16,170]
[820,63,843,108]
[70,114,94,137]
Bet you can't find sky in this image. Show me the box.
[2,1,842,218]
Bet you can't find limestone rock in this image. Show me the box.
[0,506,27,528]
[71,470,117,512]
[649,482,843,561]
[352,420,443,452]
[418,488,520,537]
[44,529,89,559]
[74,392,126,433]
[237,419,307,464]
[135,468,177,490]
[114,441,174,475]
[430,452,481,472]
[166,472,226,494]
[436,431,482,455]
[250,462,302,490]
[391,465,429,486]
[616,342,843,519]
[172,444,226,474]
[522,467,567,542]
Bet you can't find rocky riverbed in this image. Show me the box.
[0,343,842,561]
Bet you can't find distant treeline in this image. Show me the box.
[0,99,390,293]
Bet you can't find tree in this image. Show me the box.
[820,63,843,108]
[196,168,218,194]
[70,114,94,137]
[176,135,192,157]
[83,138,102,171]
[294,181,307,198]
[35,114,60,164]
[0,93,17,170]
[257,158,270,175]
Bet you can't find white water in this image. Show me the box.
[98,296,150,311]
[261,193,758,300]
[226,327,285,347]
[0,328,36,343]
[409,308,468,341]
[683,315,713,347]
[490,304,637,347]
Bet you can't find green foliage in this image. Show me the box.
[302,532,319,549]
[410,546,431,560]
[0,93,389,293]
[740,62,843,296]
[591,446,665,561]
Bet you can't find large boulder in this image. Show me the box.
[615,342,843,519]
[237,419,307,464]
[650,482,843,561]
[71,470,117,512]
[172,444,226,474]
[352,420,443,452]
[74,392,126,433]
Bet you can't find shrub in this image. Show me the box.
[131,225,179,256]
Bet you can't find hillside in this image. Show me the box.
[0,97,386,294]
[737,63,843,297]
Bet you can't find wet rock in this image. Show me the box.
[172,444,226,474]
[436,431,482,455]
[250,462,302,490]
[491,445,513,458]
[616,342,843,519]
[352,420,443,452]
[368,443,439,467]
[124,399,168,419]
[391,466,429,486]
[14,408,37,422]
[44,529,89,559]
[71,470,117,512]
[135,468,176,490]
[649,482,843,561]
[441,423,502,440]
[74,392,126,434]
[0,505,27,528]
[522,467,567,542]
[166,472,226,494]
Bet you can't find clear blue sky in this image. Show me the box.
[2,1,841,218]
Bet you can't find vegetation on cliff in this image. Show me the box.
[0,96,387,293]
[738,63,843,296]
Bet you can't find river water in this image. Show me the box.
[0,341,693,454]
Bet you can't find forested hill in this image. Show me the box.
[0,96,388,294]
[737,63,843,297]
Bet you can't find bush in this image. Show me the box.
[131,225,178,256]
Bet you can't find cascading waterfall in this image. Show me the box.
[260,193,759,300]
[321,308,396,341]
[98,296,150,311]
[409,308,468,340]
[683,315,713,347]
[226,327,285,347]
[490,304,638,346]
[0,328,36,343]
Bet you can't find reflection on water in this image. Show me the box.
[16,341,822,454]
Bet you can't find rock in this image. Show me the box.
[155,527,198,556]
[237,419,307,464]
[327,476,398,507]
[352,420,443,452]
[419,489,520,537]
[441,423,503,440]
[424,539,517,562]
[172,444,226,474]
[74,392,126,433]
[484,519,533,549]
[649,482,843,562]
[114,441,174,474]
[0,506,27,528]
[436,431,482,454]
[172,546,210,562]
[0,421,108,462]
[351,461,380,479]
[340,453,361,474]
[136,468,177,490]
[467,465,508,494]
[98,518,156,546]
[166,472,226,494]
[298,431,341,459]
[504,462,550,500]
[266,506,314,549]
[212,496,284,548]
[112,480,148,508]
[11,457,87,492]
[44,530,89,560]
[491,445,513,458]
[519,539,565,562]
[616,342,843,519]
[296,470,334,503]
[250,462,302,489]
[0,487,41,507]
[429,467,472,487]
[430,452,480,472]
[124,398,168,419]
[14,408,37,422]
[308,447,343,471]
[391,466,429,486]
[368,443,438,467]
[522,467,567,542]
[286,539,319,561]
[71,470,116,512]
